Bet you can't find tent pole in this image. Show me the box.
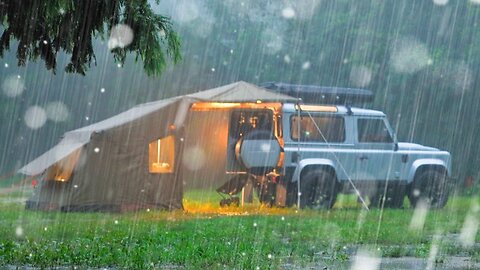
[296,99,302,209]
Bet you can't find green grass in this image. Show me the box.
[0,189,479,269]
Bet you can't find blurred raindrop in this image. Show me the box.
[108,24,134,50]
[24,106,47,129]
[2,75,25,97]
[349,65,372,87]
[45,101,70,122]
[459,201,479,248]
[302,61,311,70]
[409,199,429,230]
[391,37,430,74]
[426,232,442,270]
[261,25,284,54]
[169,0,200,23]
[452,61,473,94]
[350,248,381,270]
[433,0,449,5]
[15,226,23,237]
[182,146,206,171]
[281,7,296,19]
[284,54,291,63]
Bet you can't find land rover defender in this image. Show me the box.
[220,83,452,209]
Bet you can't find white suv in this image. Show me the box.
[223,83,452,209]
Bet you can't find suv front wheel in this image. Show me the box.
[408,169,449,209]
[299,168,338,209]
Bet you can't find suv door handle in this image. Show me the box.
[359,155,369,161]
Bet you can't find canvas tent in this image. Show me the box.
[19,81,296,212]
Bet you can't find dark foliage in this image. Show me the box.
[0,0,181,75]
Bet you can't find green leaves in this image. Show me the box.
[0,0,181,76]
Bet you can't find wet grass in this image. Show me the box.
[0,189,478,269]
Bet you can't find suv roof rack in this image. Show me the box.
[260,82,374,105]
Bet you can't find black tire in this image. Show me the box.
[408,170,449,209]
[299,168,338,209]
[370,186,405,209]
[254,181,275,206]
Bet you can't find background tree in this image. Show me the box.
[0,0,181,75]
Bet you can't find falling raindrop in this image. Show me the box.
[114,220,119,224]
[108,24,134,50]
[100,88,106,93]
[284,55,291,63]
[94,147,100,153]
[24,106,47,129]
[433,0,449,5]
[45,101,70,122]
[2,75,25,97]
[4,63,8,68]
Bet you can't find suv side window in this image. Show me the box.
[291,115,345,143]
[358,118,393,143]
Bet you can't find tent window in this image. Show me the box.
[149,135,175,173]
[46,149,82,182]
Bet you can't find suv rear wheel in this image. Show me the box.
[299,168,338,209]
[408,169,449,209]
[370,185,405,208]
